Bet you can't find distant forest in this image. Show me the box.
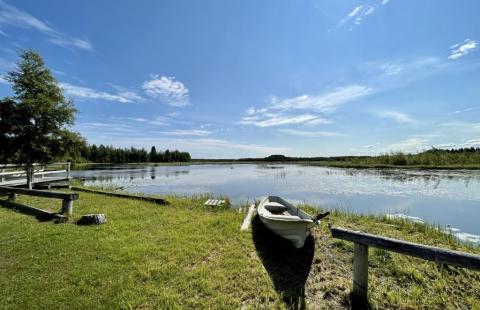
[238,147,480,167]
[74,145,191,163]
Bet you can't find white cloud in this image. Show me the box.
[434,140,480,149]
[240,85,371,128]
[340,1,390,28]
[77,122,138,134]
[61,83,143,103]
[379,63,403,76]
[110,116,148,122]
[155,129,213,137]
[48,37,92,51]
[0,1,92,50]
[361,143,381,149]
[454,107,478,114]
[240,112,331,128]
[278,129,348,138]
[142,75,190,107]
[270,85,372,112]
[148,116,171,126]
[376,111,415,124]
[384,137,429,153]
[460,139,480,148]
[448,39,478,60]
[0,75,7,84]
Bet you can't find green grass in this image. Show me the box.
[300,161,480,170]
[0,191,479,309]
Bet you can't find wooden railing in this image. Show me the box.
[0,162,71,186]
[0,186,79,215]
[330,227,480,308]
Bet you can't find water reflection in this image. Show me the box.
[71,164,480,238]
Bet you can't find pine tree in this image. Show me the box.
[0,50,79,188]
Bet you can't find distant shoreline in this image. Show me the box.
[71,160,480,170]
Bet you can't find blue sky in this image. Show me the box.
[1,0,480,158]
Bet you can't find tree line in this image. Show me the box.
[76,145,191,163]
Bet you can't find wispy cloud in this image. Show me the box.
[270,85,372,112]
[448,39,478,60]
[278,129,348,138]
[155,129,213,137]
[375,111,415,124]
[340,0,390,29]
[0,1,92,50]
[361,142,381,149]
[384,137,429,153]
[241,112,330,128]
[77,122,138,134]
[454,107,478,114]
[109,114,189,127]
[341,5,374,26]
[240,85,371,128]
[0,75,7,84]
[142,75,190,107]
[61,83,144,103]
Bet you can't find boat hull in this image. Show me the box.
[257,196,316,248]
[259,216,313,248]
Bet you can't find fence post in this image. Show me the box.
[8,193,17,202]
[67,162,71,179]
[30,168,35,188]
[352,243,369,308]
[61,199,73,215]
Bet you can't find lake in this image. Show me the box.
[72,163,480,244]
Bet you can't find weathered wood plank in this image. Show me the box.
[331,227,480,270]
[0,186,78,200]
[204,199,226,207]
[352,243,369,307]
[240,204,256,231]
[0,199,67,222]
[0,176,71,187]
[71,187,168,205]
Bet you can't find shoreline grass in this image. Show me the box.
[0,189,479,309]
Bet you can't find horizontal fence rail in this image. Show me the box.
[0,162,71,187]
[330,227,480,308]
[0,186,78,215]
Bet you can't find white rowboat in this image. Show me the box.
[257,196,323,249]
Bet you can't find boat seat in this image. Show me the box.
[265,202,288,213]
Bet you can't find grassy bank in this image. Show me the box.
[0,191,479,309]
[300,161,480,170]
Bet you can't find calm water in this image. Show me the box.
[72,164,480,243]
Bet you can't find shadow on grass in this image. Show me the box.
[0,199,58,222]
[252,215,314,310]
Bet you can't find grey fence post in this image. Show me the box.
[62,199,73,216]
[352,243,369,308]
